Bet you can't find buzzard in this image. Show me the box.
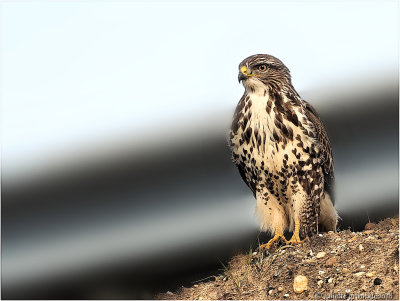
[230,54,338,249]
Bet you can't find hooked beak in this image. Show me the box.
[238,72,247,83]
[238,66,249,83]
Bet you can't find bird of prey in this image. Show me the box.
[229,54,338,249]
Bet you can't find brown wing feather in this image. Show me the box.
[302,100,335,204]
[230,94,257,197]
[236,162,257,197]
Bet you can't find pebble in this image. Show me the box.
[318,234,323,237]
[166,291,174,296]
[342,268,349,273]
[209,292,217,299]
[360,265,365,269]
[325,256,337,267]
[293,275,308,294]
[318,270,325,275]
[283,293,289,298]
[317,280,323,287]
[359,244,364,251]
[316,252,326,259]
[354,272,365,277]
[278,286,283,292]
[365,222,376,230]
[268,290,274,296]
[366,272,375,278]
[374,278,382,285]
[348,236,357,242]
[364,230,374,235]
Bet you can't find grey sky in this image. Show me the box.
[1,1,397,173]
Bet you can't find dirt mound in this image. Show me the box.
[158,217,399,300]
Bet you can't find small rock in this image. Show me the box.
[317,280,323,287]
[318,233,323,237]
[268,290,274,296]
[318,270,325,275]
[199,297,203,300]
[278,286,283,292]
[252,251,258,256]
[361,286,367,292]
[328,278,333,283]
[354,272,365,277]
[345,289,351,294]
[293,275,308,294]
[364,230,374,235]
[325,256,337,267]
[209,292,217,299]
[366,272,375,278]
[166,291,174,296]
[359,244,364,251]
[342,268,349,273]
[316,252,326,259]
[223,277,228,281]
[373,278,382,285]
[283,293,289,298]
[348,236,357,242]
[365,222,376,230]
[360,265,365,269]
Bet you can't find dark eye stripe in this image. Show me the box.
[254,63,280,70]
[254,63,268,68]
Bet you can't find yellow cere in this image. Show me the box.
[240,66,259,77]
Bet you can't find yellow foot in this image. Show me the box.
[287,233,309,245]
[259,226,287,250]
[287,219,308,245]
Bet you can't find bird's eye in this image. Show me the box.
[258,64,267,71]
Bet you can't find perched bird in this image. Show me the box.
[230,54,338,249]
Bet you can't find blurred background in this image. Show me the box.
[1,0,398,299]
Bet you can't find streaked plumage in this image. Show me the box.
[230,54,337,246]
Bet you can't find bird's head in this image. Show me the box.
[238,54,292,94]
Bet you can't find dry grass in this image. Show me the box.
[158,217,399,300]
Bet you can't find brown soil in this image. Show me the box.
[158,217,399,300]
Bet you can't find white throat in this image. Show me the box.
[243,78,268,96]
